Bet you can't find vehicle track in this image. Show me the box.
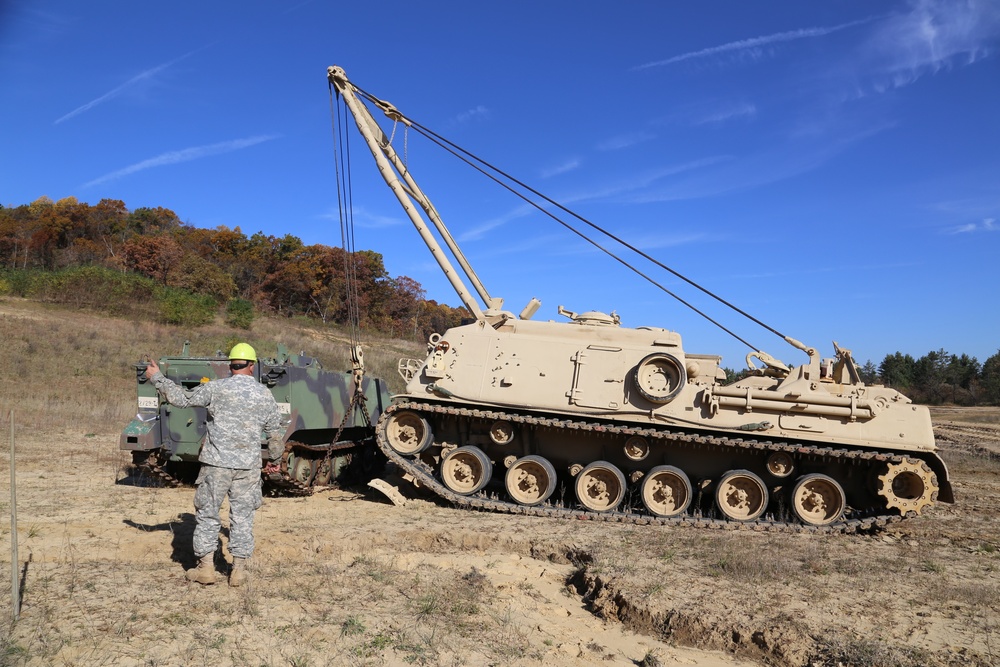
[376,401,917,534]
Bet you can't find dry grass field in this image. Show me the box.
[0,297,998,666]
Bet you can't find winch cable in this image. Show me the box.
[328,83,373,464]
[413,124,764,351]
[349,84,792,353]
[329,85,363,351]
[414,127,757,352]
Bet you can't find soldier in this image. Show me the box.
[145,343,284,587]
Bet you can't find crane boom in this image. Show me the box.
[324,64,953,530]
[327,65,505,322]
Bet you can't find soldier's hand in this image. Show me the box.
[262,462,280,474]
[267,436,286,462]
[145,358,160,379]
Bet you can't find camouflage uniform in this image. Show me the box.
[151,371,284,559]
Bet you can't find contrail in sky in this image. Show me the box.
[635,17,873,70]
[55,47,205,124]
[81,135,279,188]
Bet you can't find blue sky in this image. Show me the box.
[2,1,998,370]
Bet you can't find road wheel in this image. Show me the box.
[505,455,557,506]
[575,461,626,512]
[312,455,335,486]
[640,465,692,517]
[440,446,492,495]
[288,453,316,485]
[715,469,768,521]
[791,473,845,526]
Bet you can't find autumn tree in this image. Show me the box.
[169,254,236,301]
[0,205,33,268]
[127,207,181,236]
[384,275,425,337]
[261,244,326,317]
[2,196,471,343]
[120,235,184,285]
[229,232,302,303]
[416,299,468,340]
[91,198,130,259]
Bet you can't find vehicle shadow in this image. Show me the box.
[115,471,167,488]
[116,466,198,487]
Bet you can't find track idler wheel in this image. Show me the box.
[877,458,938,515]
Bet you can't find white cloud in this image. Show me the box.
[567,156,732,204]
[597,132,657,151]
[325,205,405,229]
[623,231,709,252]
[55,48,205,124]
[454,105,490,124]
[863,0,1000,91]
[81,135,279,187]
[635,18,873,70]
[540,158,582,179]
[695,102,757,125]
[946,217,997,234]
[457,157,727,242]
[459,203,535,242]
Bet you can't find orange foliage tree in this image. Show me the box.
[0,197,468,340]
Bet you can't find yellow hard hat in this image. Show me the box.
[228,343,257,361]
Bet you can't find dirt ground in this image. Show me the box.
[0,409,997,667]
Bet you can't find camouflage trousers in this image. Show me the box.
[192,465,263,559]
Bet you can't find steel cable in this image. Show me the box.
[348,84,793,354]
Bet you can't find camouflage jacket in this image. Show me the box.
[151,371,284,470]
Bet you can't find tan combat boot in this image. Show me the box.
[186,554,217,585]
[229,557,250,587]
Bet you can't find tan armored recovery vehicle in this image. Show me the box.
[327,65,952,531]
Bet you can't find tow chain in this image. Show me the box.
[269,376,372,495]
[375,401,909,535]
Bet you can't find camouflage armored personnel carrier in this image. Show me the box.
[326,65,953,531]
[120,341,391,493]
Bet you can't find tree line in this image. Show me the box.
[2,197,997,405]
[866,349,1000,406]
[720,347,1000,407]
[0,196,467,338]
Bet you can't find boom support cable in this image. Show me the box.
[405,128,756,351]
[346,82,789,354]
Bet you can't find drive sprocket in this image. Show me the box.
[877,458,938,515]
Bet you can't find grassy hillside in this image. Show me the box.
[2,295,1000,666]
[0,296,423,435]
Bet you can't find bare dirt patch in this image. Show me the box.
[0,412,998,666]
[0,430,756,666]
[0,298,997,666]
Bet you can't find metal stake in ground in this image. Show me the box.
[9,409,19,621]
